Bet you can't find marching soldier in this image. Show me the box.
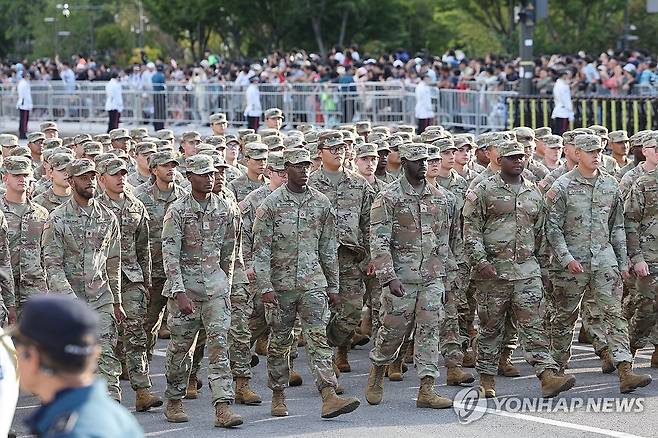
[128,142,157,187]
[228,142,269,203]
[209,113,229,136]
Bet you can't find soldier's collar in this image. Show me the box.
[400,174,432,197]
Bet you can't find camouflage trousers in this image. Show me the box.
[144,276,167,362]
[190,328,206,379]
[266,288,337,392]
[363,273,383,336]
[629,272,658,351]
[549,267,632,368]
[97,304,121,399]
[474,277,558,376]
[327,247,365,348]
[164,295,234,404]
[469,273,518,353]
[249,286,300,358]
[370,278,445,379]
[228,283,253,378]
[120,282,152,390]
[440,268,468,367]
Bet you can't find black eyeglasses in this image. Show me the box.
[322,146,346,155]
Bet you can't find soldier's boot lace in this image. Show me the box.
[271,389,288,416]
[365,364,386,405]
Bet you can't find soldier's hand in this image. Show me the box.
[620,268,631,281]
[567,260,584,275]
[7,306,16,326]
[388,279,405,297]
[634,261,650,278]
[478,262,497,279]
[366,262,376,277]
[176,292,195,315]
[328,292,340,307]
[113,303,127,323]
[246,268,256,282]
[261,291,278,305]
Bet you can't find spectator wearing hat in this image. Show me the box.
[551,69,574,135]
[244,75,262,131]
[105,71,123,133]
[16,71,33,140]
[10,294,142,437]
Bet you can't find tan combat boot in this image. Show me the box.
[158,325,171,339]
[271,389,288,417]
[446,366,475,386]
[214,402,243,428]
[334,345,351,373]
[234,377,262,405]
[365,364,386,405]
[462,348,477,368]
[164,399,188,423]
[255,334,268,356]
[578,325,591,344]
[478,373,496,398]
[539,369,576,398]
[403,342,414,364]
[599,348,616,374]
[388,356,404,381]
[618,361,652,393]
[320,386,360,418]
[289,359,303,387]
[185,374,198,399]
[135,388,163,412]
[651,346,658,368]
[351,332,370,348]
[416,376,452,409]
[498,348,520,377]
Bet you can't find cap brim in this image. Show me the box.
[502,152,526,157]
[189,166,216,175]
[247,153,268,160]
[356,153,378,158]
[287,159,312,165]
[71,170,99,177]
[112,136,131,141]
[6,170,33,176]
[106,166,128,175]
[402,155,429,161]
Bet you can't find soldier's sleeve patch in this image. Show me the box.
[545,188,557,201]
[466,190,477,202]
[538,179,547,189]
[238,200,248,214]
[255,207,266,219]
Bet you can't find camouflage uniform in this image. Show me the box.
[369,165,451,379]
[135,178,188,361]
[161,186,240,404]
[228,174,268,203]
[308,167,374,349]
[625,169,658,350]
[526,159,550,183]
[252,183,339,392]
[0,210,15,325]
[127,171,151,188]
[33,188,71,213]
[98,171,153,391]
[463,170,559,377]
[618,162,637,180]
[546,160,633,368]
[42,187,123,399]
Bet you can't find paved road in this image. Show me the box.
[11,326,658,438]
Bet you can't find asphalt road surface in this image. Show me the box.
[11,324,658,438]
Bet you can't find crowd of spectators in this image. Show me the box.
[1,46,657,96]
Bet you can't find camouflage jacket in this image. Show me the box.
[98,192,152,286]
[239,184,273,271]
[217,187,248,286]
[309,167,374,259]
[0,197,48,302]
[228,173,268,203]
[370,175,451,285]
[33,188,72,213]
[538,163,573,194]
[134,182,188,279]
[225,165,243,183]
[126,170,151,188]
[252,185,339,295]
[468,165,534,190]
[0,210,16,308]
[161,192,240,300]
[624,170,658,270]
[463,174,547,280]
[375,172,397,185]
[546,168,627,272]
[602,154,620,176]
[42,197,121,308]
[619,163,647,199]
[618,161,637,181]
[526,159,550,183]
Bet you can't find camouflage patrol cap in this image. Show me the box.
[354,136,365,146]
[195,143,215,154]
[243,133,261,144]
[355,143,378,159]
[513,127,535,143]
[427,146,441,161]
[298,123,314,134]
[562,130,578,144]
[258,128,280,138]
[204,136,226,149]
[49,153,74,171]
[420,129,447,143]
[630,130,651,148]
[497,141,526,157]
[304,131,320,144]
[372,126,391,136]
[4,156,32,176]
[263,135,284,151]
[27,132,46,143]
[287,130,304,139]
[198,149,229,169]
[0,134,19,148]
[97,157,128,175]
[94,152,116,167]
[433,137,457,152]
[237,128,255,138]
[283,136,304,149]
[574,134,603,151]
[425,125,444,132]
[62,137,74,148]
[373,139,391,152]
[393,132,413,143]
[9,146,32,158]
[66,158,97,177]
[45,147,73,161]
[340,130,356,142]
[74,134,92,146]
[400,143,429,161]
[573,127,595,135]
[149,151,179,168]
[264,108,284,119]
[244,142,269,160]
[396,125,416,134]
[474,132,499,150]
[544,135,564,148]
[534,127,552,139]
[185,155,215,175]
[209,113,228,124]
[225,134,239,145]
[93,134,111,146]
[267,151,285,171]
[642,132,658,148]
[109,128,130,141]
[43,138,63,150]
[283,147,312,165]
[318,131,345,149]
[155,129,175,141]
[388,136,404,150]
[609,130,629,143]
[339,124,356,134]
[454,134,475,149]
[156,140,175,151]
[368,132,389,143]
[588,125,608,139]
[181,131,201,143]
[135,141,157,155]
[82,142,103,157]
[130,127,149,140]
[305,142,319,158]
[110,149,130,161]
[39,121,58,132]
[356,121,372,134]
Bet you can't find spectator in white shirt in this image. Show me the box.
[551,69,574,135]
[16,71,33,139]
[243,75,262,130]
[414,73,434,134]
[105,71,123,132]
